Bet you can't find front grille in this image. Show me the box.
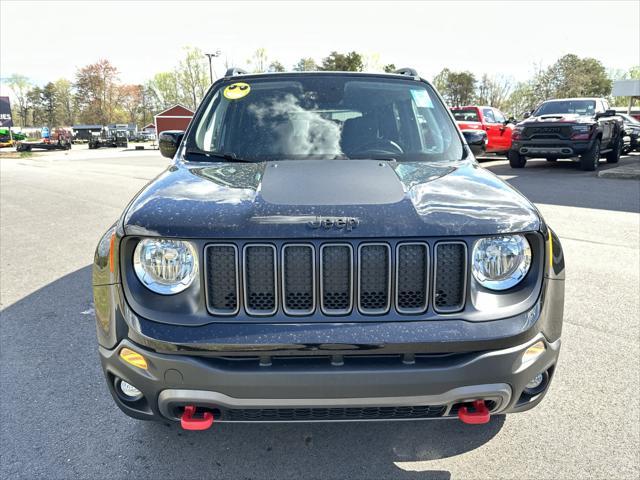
[358,244,391,314]
[523,126,572,139]
[243,245,277,315]
[219,405,446,421]
[396,243,429,313]
[434,242,467,312]
[205,245,239,315]
[205,240,468,317]
[282,244,315,315]
[320,244,353,314]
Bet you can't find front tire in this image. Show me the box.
[606,136,622,164]
[508,150,527,168]
[580,139,600,171]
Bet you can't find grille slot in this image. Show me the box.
[433,242,467,312]
[281,244,315,315]
[220,405,446,421]
[243,245,277,316]
[205,244,239,315]
[320,244,353,315]
[396,243,429,313]
[358,243,391,314]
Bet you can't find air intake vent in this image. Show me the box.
[320,244,353,315]
[244,245,277,315]
[396,243,429,313]
[434,242,467,312]
[358,243,391,314]
[282,244,315,315]
[205,244,239,315]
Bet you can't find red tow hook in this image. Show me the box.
[457,400,490,425]
[180,405,214,431]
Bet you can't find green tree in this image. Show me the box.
[320,51,364,72]
[177,47,209,110]
[74,59,121,124]
[268,61,286,72]
[433,69,476,106]
[293,57,317,71]
[27,87,44,126]
[54,78,75,126]
[534,54,612,99]
[383,64,397,73]
[147,72,180,110]
[475,74,513,110]
[41,82,57,126]
[5,74,32,127]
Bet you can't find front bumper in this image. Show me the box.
[511,138,592,157]
[100,333,560,423]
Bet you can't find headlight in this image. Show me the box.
[472,235,532,290]
[133,239,198,294]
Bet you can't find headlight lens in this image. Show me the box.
[472,235,532,290]
[133,239,198,294]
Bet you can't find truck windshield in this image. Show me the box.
[451,108,480,122]
[190,75,463,162]
[535,100,596,116]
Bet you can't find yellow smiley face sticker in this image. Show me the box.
[223,82,251,100]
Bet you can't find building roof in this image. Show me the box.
[154,104,194,117]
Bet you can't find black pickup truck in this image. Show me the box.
[509,97,624,171]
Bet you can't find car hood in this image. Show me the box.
[521,113,592,124]
[123,159,540,238]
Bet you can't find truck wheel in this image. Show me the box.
[580,140,600,171]
[508,150,527,168]
[605,136,622,164]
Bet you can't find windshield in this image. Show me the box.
[451,108,480,122]
[190,75,463,162]
[620,114,640,124]
[535,100,596,116]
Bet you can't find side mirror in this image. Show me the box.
[461,129,485,146]
[158,130,184,158]
[522,111,531,119]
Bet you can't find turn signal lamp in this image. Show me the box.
[521,341,545,366]
[120,348,148,370]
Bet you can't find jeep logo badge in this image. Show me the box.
[308,216,359,231]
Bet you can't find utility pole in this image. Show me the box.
[205,50,222,84]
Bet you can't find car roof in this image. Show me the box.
[222,71,423,82]
[543,97,601,102]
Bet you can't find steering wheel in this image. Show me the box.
[352,139,404,156]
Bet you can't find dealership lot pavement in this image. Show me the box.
[1,148,639,479]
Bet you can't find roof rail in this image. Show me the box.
[393,67,419,77]
[224,67,248,77]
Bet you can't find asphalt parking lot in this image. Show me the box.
[1,147,639,479]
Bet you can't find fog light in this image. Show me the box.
[119,380,142,399]
[521,341,545,366]
[524,371,548,396]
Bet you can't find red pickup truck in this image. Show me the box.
[451,106,515,154]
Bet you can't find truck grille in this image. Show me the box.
[523,126,572,139]
[204,241,467,318]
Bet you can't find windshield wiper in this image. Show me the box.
[184,149,253,163]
